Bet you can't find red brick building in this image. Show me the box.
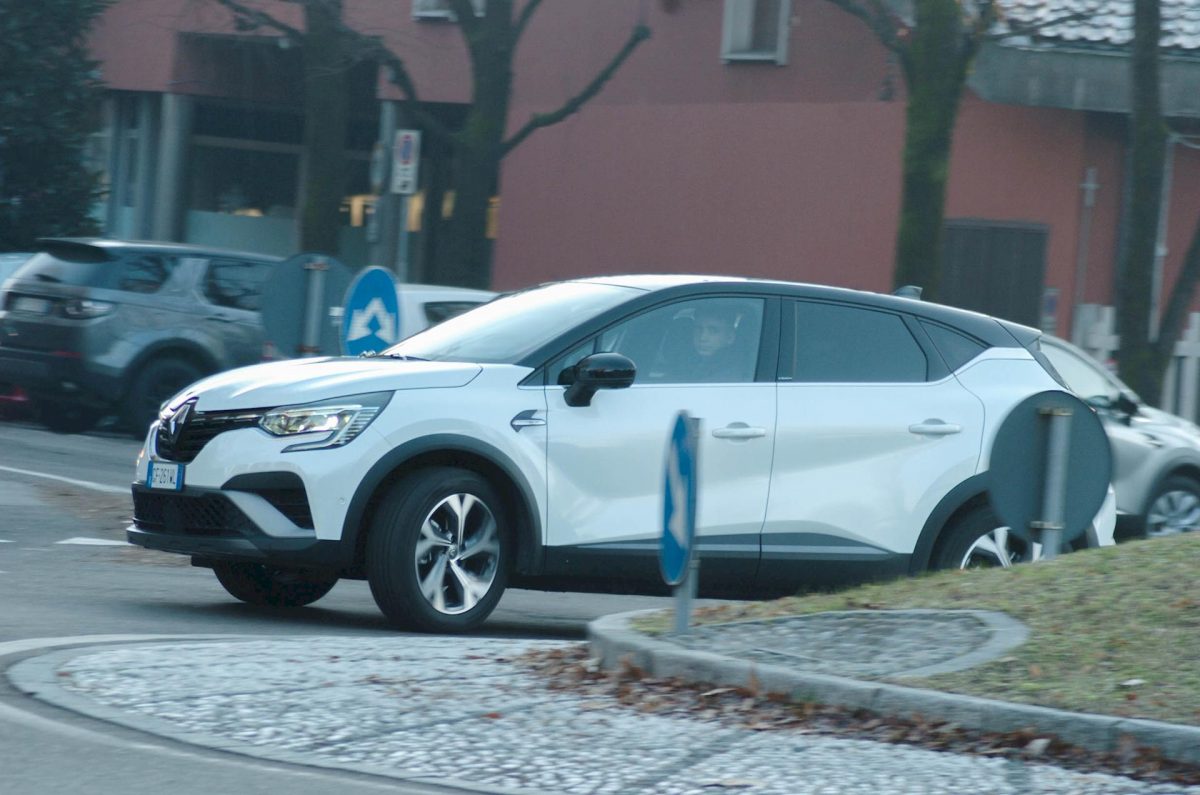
[83,0,1200,342]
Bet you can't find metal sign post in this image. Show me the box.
[661,411,700,635]
[391,130,421,282]
[1034,407,1073,560]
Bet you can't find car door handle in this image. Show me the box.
[712,424,767,440]
[909,420,962,436]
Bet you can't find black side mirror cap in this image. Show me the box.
[564,352,636,407]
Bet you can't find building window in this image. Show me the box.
[721,0,791,65]
[413,0,484,21]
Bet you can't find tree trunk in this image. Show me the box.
[891,0,969,301]
[439,150,499,288]
[298,0,348,255]
[1116,0,1167,404]
[434,3,514,288]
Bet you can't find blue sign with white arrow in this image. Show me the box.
[341,266,401,356]
[661,410,699,587]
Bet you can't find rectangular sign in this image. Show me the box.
[390,129,422,195]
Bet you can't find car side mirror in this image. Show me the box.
[563,353,636,407]
[1114,393,1140,423]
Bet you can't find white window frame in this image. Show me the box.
[413,0,485,21]
[721,0,792,65]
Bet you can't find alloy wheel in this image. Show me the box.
[413,493,501,615]
[959,526,1043,569]
[1146,489,1200,537]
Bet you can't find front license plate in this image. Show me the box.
[147,461,184,491]
[12,296,49,314]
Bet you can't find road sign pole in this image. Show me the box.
[396,194,410,282]
[1035,407,1073,561]
[673,557,699,636]
[300,259,328,356]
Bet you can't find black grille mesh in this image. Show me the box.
[132,490,254,537]
[156,409,264,463]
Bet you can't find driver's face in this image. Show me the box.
[694,317,735,356]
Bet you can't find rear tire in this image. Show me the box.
[123,358,204,438]
[931,503,1049,570]
[212,562,338,607]
[366,467,509,633]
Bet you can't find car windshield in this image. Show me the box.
[383,281,640,364]
[1041,341,1124,406]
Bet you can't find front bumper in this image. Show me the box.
[127,483,353,570]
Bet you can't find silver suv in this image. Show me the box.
[0,238,282,435]
[1040,335,1200,538]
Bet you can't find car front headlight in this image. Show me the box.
[260,391,392,452]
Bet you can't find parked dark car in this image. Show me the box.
[0,252,35,419]
[0,239,282,434]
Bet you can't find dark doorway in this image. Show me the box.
[940,220,1048,327]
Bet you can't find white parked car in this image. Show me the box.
[1040,335,1200,537]
[129,276,1115,632]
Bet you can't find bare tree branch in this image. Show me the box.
[502,23,650,155]
[984,9,1093,42]
[446,0,481,35]
[212,0,304,40]
[354,36,454,144]
[513,0,544,43]
[823,0,908,59]
[963,0,999,62]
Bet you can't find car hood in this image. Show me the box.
[1132,405,1200,445]
[171,357,483,412]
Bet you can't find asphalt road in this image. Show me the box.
[0,419,679,794]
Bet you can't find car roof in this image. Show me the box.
[569,273,1038,344]
[37,237,284,262]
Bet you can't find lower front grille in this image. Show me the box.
[132,489,255,538]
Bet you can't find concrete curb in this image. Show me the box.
[588,609,1200,766]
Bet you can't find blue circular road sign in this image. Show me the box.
[661,411,698,587]
[341,266,401,356]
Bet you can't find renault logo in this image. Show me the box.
[168,401,194,445]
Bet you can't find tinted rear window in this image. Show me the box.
[15,248,174,293]
[920,321,987,371]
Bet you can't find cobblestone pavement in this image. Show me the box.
[11,636,1200,795]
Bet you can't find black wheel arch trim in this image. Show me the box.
[342,434,544,575]
[908,472,991,575]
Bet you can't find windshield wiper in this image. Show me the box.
[383,353,428,361]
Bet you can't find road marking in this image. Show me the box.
[0,465,128,495]
[0,539,13,543]
[55,537,129,546]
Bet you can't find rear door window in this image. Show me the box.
[784,301,927,383]
[203,259,274,311]
[116,255,174,293]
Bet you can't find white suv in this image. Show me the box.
[129,276,1115,632]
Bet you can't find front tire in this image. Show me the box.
[1143,475,1200,538]
[366,467,509,633]
[212,562,338,607]
[122,357,204,438]
[931,503,1047,570]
